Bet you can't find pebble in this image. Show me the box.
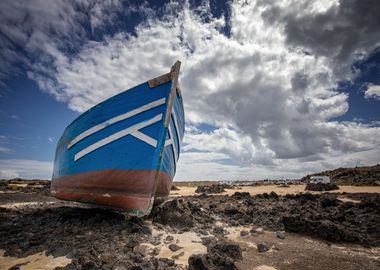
[198,229,209,235]
[250,227,265,234]
[213,226,224,235]
[172,251,185,260]
[164,235,174,244]
[149,236,161,246]
[257,243,269,252]
[168,243,183,252]
[150,247,160,256]
[276,231,286,239]
[240,230,249,236]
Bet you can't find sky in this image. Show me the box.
[0,0,380,180]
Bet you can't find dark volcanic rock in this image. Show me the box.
[209,240,243,260]
[212,226,225,235]
[320,197,339,208]
[257,243,269,252]
[224,205,240,215]
[302,164,380,186]
[188,254,210,270]
[276,231,285,239]
[150,199,194,229]
[168,243,183,252]
[170,185,179,191]
[195,184,226,194]
[305,182,339,191]
[240,231,249,237]
[0,206,185,270]
[231,192,250,199]
[188,239,242,270]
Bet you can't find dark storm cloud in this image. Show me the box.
[281,0,380,75]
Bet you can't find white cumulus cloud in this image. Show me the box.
[365,84,380,100]
[1,0,380,179]
[0,159,53,179]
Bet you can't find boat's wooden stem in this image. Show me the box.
[164,60,181,128]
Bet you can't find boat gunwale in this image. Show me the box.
[62,72,174,136]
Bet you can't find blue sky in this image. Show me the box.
[1,0,380,180]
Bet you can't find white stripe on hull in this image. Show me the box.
[130,130,157,148]
[74,114,163,161]
[68,97,166,149]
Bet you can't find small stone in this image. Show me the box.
[140,261,155,270]
[168,243,183,252]
[82,261,98,270]
[198,229,209,235]
[130,253,143,263]
[150,247,160,256]
[179,227,190,233]
[211,240,243,260]
[251,227,264,234]
[201,237,215,246]
[165,235,174,242]
[126,235,140,248]
[230,220,239,226]
[257,243,269,252]
[150,236,161,246]
[276,231,285,239]
[212,226,224,235]
[133,245,148,256]
[224,206,239,214]
[240,231,249,237]
[171,251,185,260]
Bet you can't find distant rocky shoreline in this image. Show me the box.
[302,164,380,186]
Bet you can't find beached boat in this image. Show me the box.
[51,61,184,216]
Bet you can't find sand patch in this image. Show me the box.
[0,201,56,209]
[170,185,380,197]
[0,250,71,270]
[7,183,28,188]
[151,227,206,266]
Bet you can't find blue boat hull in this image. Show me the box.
[51,62,184,216]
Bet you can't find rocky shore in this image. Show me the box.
[0,180,379,270]
[302,164,380,186]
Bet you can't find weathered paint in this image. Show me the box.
[51,61,184,216]
[148,72,171,88]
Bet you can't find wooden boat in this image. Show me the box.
[51,61,184,216]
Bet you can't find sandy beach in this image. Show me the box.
[170,184,380,197]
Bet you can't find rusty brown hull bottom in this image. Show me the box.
[51,170,172,215]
